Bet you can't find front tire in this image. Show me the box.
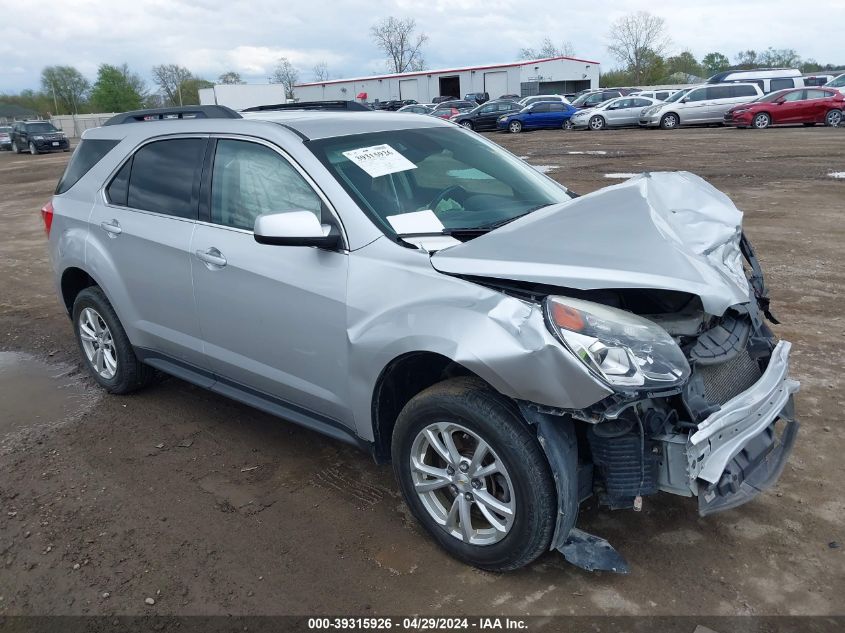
[752,113,771,129]
[659,113,679,129]
[825,109,842,127]
[392,377,556,571]
[588,115,605,131]
[29,142,39,155]
[508,120,522,134]
[11,141,20,154]
[72,287,155,394]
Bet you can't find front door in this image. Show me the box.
[190,137,351,425]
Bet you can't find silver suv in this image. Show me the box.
[45,105,799,573]
[639,83,763,128]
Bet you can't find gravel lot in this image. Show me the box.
[0,125,843,617]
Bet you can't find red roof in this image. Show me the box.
[295,55,600,88]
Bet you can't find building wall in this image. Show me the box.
[200,58,601,109]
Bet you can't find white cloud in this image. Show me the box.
[0,0,843,92]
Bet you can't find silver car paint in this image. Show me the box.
[431,172,750,317]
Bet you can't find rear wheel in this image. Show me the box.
[562,119,574,130]
[459,120,473,130]
[508,120,522,134]
[588,115,605,131]
[392,377,557,571]
[72,287,155,394]
[752,113,771,129]
[659,113,679,129]
[825,109,842,127]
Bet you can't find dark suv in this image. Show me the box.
[464,92,490,104]
[10,121,70,154]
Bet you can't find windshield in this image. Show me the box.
[827,74,845,88]
[570,93,596,107]
[26,122,59,134]
[664,89,692,103]
[307,127,572,237]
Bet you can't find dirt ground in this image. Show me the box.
[0,125,843,618]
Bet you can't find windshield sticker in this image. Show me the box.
[386,209,444,235]
[342,144,417,178]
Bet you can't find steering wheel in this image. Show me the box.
[427,185,470,212]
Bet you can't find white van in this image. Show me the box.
[706,68,804,93]
[639,83,763,129]
[632,89,680,101]
[825,73,845,94]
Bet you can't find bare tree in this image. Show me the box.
[312,62,330,82]
[218,71,245,84]
[519,37,575,60]
[606,12,671,84]
[269,57,299,99]
[151,64,193,106]
[370,17,428,73]
[40,66,90,114]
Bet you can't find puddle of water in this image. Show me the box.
[568,150,607,155]
[828,172,845,179]
[604,172,639,179]
[0,351,97,448]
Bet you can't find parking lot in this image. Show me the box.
[0,125,843,617]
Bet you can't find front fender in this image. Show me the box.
[346,239,612,440]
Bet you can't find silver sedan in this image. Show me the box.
[570,96,661,130]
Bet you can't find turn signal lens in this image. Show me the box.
[551,302,585,331]
[41,201,54,237]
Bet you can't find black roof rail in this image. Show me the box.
[103,105,242,126]
[241,100,372,113]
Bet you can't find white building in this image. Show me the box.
[199,56,600,110]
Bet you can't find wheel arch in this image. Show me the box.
[60,266,99,316]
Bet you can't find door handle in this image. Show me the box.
[100,219,122,236]
[195,247,227,268]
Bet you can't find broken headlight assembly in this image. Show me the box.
[544,296,690,390]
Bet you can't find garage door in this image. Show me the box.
[484,71,508,99]
[399,79,419,101]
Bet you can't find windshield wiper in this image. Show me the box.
[442,207,545,236]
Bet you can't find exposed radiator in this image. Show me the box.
[696,348,762,405]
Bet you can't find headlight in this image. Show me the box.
[643,106,660,116]
[733,109,748,115]
[544,296,689,390]
[33,135,44,140]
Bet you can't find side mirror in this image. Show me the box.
[680,97,689,103]
[254,211,341,249]
[774,98,785,104]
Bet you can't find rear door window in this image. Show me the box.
[126,138,206,218]
[770,78,795,91]
[805,89,829,100]
[55,139,119,194]
[705,86,732,100]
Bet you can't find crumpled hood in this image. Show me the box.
[431,172,751,316]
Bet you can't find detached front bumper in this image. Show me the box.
[677,340,800,514]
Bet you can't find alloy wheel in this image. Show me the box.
[827,110,842,127]
[589,116,604,131]
[78,307,118,379]
[460,120,473,130]
[508,121,521,133]
[29,142,37,155]
[754,114,770,129]
[409,422,516,546]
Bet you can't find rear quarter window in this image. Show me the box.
[55,139,119,195]
[770,78,795,91]
[731,85,759,98]
[126,138,206,218]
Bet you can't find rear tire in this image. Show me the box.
[825,109,842,127]
[392,377,557,571]
[659,113,679,129]
[460,120,473,130]
[72,287,155,394]
[562,119,573,130]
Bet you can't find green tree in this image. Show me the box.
[665,51,703,80]
[178,77,214,105]
[40,65,90,114]
[218,71,244,84]
[758,47,801,68]
[90,64,145,112]
[734,50,758,69]
[701,52,730,75]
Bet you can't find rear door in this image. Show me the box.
[473,102,500,130]
[525,102,550,128]
[88,136,207,366]
[189,137,351,424]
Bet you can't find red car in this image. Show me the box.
[725,87,844,129]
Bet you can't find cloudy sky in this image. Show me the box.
[1,0,843,93]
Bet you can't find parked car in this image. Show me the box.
[631,89,679,101]
[46,104,798,574]
[430,106,461,119]
[432,95,457,104]
[497,101,578,132]
[825,73,845,94]
[639,83,763,129]
[724,87,844,128]
[375,100,418,111]
[0,126,12,150]
[569,96,661,130]
[706,68,803,93]
[519,94,571,107]
[570,90,627,109]
[803,74,835,87]
[398,104,435,114]
[450,100,522,131]
[464,92,490,104]
[10,120,70,154]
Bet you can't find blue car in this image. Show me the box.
[497,101,578,133]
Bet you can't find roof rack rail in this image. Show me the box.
[103,105,242,126]
[241,100,372,113]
